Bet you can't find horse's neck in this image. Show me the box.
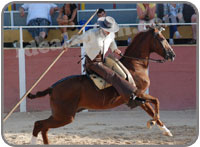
[121,42,151,70]
[120,56,149,74]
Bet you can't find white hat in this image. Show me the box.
[97,16,119,32]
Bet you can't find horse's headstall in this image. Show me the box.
[153,32,164,42]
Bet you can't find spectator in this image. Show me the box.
[163,4,183,45]
[93,8,106,29]
[19,3,58,45]
[97,8,106,18]
[183,4,196,44]
[133,3,156,46]
[57,3,78,43]
[190,13,196,44]
[137,3,156,32]
[156,4,164,21]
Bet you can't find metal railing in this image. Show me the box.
[3,22,197,29]
[3,22,197,50]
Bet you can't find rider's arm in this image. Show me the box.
[70,32,90,45]
[110,41,121,55]
[109,32,121,55]
[110,40,118,52]
[64,30,91,48]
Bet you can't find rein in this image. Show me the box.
[77,54,166,64]
[120,54,166,63]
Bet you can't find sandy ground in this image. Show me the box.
[3,109,198,145]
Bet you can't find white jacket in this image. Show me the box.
[68,28,118,60]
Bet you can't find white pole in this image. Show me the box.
[81,28,88,112]
[10,11,14,28]
[18,26,26,112]
[81,28,86,75]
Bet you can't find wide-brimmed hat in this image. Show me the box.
[97,16,119,33]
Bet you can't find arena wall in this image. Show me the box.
[3,46,197,112]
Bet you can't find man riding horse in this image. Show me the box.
[64,16,143,106]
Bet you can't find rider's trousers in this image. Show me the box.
[85,55,137,103]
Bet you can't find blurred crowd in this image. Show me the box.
[13,3,196,46]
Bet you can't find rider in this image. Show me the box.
[63,16,141,105]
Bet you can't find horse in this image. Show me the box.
[28,25,176,144]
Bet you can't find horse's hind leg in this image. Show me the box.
[140,103,173,136]
[31,115,74,144]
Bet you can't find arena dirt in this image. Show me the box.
[3,109,197,145]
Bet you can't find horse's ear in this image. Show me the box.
[146,23,155,30]
[154,22,166,33]
[160,27,165,31]
[146,25,151,30]
[158,26,165,33]
[154,17,167,29]
[161,25,167,29]
[151,23,156,28]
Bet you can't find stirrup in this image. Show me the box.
[127,97,146,109]
[135,97,146,104]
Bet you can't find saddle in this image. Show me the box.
[89,55,134,90]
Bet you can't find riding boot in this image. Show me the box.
[127,97,146,109]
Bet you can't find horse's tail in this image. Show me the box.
[27,87,52,99]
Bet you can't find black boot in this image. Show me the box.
[127,95,146,109]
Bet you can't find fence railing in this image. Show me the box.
[3,22,196,49]
[3,22,197,29]
[3,22,197,50]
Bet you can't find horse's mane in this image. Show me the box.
[124,29,153,56]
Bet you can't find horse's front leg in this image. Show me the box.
[137,93,160,121]
[140,102,173,136]
[140,103,163,126]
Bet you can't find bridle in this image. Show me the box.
[120,30,167,63]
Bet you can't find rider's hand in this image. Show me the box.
[114,49,122,56]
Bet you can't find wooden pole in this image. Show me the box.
[3,9,99,123]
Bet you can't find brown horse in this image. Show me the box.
[28,26,175,144]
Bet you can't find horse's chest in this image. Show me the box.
[133,72,150,90]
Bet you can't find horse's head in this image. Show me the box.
[149,25,176,61]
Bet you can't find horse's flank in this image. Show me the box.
[49,74,123,111]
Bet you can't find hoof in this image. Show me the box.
[147,120,156,129]
[158,125,173,137]
[163,131,173,137]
